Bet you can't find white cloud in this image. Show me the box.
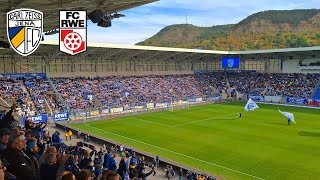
[148,0,320,11]
[46,0,320,45]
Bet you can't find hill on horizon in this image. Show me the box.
[137,9,320,51]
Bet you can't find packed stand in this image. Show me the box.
[122,75,204,103]
[0,77,35,116]
[24,77,63,114]
[91,77,134,108]
[2,73,320,114]
[197,72,320,98]
[51,78,95,111]
[1,104,216,180]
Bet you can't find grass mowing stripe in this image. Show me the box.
[73,103,320,179]
[171,113,239,127]
[86,124,265,180]
[131,117,174,127]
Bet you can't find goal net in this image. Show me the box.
[168,100,190,111]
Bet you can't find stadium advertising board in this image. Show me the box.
[188,98,196,102]
[134,106,145,110]
[155,103,165,108]
[194,70,214,74]
[307,99,320,106]
[286,97,308,104]
[147,103,155,109]
[163,103,169,108]
[0,73,46,78]
[250,95,264,101]
[111,107,124,113]
[90,110,99,116]
[196,98,203,102]
[221,57,240,69]
[22,114,48,125]
[264,96,282,103]
[53,112,69,122]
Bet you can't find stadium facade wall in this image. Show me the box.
[282,58,320,73]
[47,70,193,77]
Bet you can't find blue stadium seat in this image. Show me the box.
[312,86,320,99]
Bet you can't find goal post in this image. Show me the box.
[168,100,190,111]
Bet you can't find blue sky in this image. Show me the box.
[46,0,320,45]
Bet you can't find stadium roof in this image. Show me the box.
[0,0,158,42]
[0,41,319,61]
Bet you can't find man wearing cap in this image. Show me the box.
[26,138,40,179]
[0,128,10,154]
[3,134,37,180]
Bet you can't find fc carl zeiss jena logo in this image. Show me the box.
[7,9,43,56]
[60,10,87,55]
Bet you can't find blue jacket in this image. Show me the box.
[103,154,111,168]
[51,133,57,143]
[107,157,117,171]
[57,136,62,143]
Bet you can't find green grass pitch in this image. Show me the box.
[71,102,320,180]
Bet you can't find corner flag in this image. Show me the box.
[278,109,296,124]
[244,98,259,112]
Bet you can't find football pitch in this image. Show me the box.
[71,102,320,180]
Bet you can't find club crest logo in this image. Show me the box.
[59,10,87,55]
[7,9,43,56]
[227,58,234,68]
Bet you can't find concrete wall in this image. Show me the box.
[47,70,193,78]
[282,58,320,74]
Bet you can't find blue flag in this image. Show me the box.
[244,98,259,112]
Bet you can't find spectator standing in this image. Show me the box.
[4,134,36,180]
[107,154,117,171]
[65,131,69,141]
[25,139,40,179]
[156,155,160,168]
[77,130,81,139]
[139,166,155,180]
[68,130,72,140]
[0,128,10,154]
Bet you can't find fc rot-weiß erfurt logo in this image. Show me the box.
[59,10,87,55]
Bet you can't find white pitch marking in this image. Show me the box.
[86,125,265,180]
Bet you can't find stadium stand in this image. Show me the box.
[312,83,320,99]
[1,72,319,114]
[0,104,217,180]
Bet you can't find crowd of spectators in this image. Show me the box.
[1,73,320,115]
[0,77,36,116]
[0,104,218,180]
[24,77,63,114]
[195,72,320,98]
[51,78,95,111]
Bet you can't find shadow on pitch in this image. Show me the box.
[298,131,320,137]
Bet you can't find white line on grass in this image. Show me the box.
[86,124,265,180]
[89,117,173,127]
[171,113,239,128]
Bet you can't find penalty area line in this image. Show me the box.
[86,125,265,180]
